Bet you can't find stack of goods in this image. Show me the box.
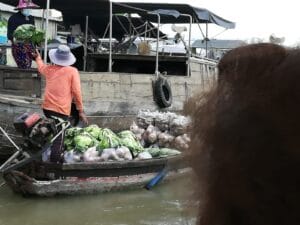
[61,111,190,163]
[134,110,191,152]
[63,124,181,163]
[12,24,45,68]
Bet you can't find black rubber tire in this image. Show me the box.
[154,77,172,108]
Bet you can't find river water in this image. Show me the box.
[0,176,198,225]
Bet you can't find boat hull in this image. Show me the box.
[2,155,191,196]
[4,168,192,197]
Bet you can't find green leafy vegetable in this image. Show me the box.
[63,137,74,151]
[118,130,144,157]
[73,132,95,152]
[31,29,45,45]
[13,24,45,45]
[65,127,83,138]
[84,124,102,139]
[97,128,120,150]
[144,148,161,157]
[159,148,181,157]
[0,18,8,28]
[144,147,181,158]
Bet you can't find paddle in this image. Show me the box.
[145,166,168,190]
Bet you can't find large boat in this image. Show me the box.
[0,1,235,156]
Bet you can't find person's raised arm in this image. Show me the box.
[32,50,48,75]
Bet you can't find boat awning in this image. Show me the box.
[0,0,235,28]
[113,2,235,29]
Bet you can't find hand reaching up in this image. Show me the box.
[31,49,40,60]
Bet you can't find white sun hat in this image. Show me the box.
[49,45,76,66]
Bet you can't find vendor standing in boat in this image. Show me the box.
[6,0,39,68]
[32,45,88,124]
[32,45,88,162]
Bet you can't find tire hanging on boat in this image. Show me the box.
[153,76,172,108]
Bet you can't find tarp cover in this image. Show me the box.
[0,0,235,36]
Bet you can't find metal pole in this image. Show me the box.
[205,23,208,57]
[154,13,160,76]
[43,0,50,63]
[188,16,192,76]
[0,126,20,151]
[83,16,89,71]
[108,0,113,72]
[0,126,21,172]
[181,14,192,76]
[144,23,147,40]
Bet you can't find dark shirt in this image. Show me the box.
[7,11,35,41]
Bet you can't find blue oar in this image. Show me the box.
[145,166,168,190]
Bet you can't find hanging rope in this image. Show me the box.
[210,28,228,39]
[114,15,130,35]
[196,23,206,39]
[0,126,21,151]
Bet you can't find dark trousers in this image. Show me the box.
[43,109,69,163]
[43,109,69,121]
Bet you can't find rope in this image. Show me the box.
[196,23,206,40]
[114,15,130,35]
[0,126,21,151]
[102,23,110,39]
[210,28,228,39]
[0,133,22,139]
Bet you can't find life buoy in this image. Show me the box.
[153,77,173,108]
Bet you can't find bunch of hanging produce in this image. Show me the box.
[132,110,191,151]
[13,24,45,45]
[12,24,45,69]
[62,124,181,163]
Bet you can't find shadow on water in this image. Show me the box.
[0,176,198,225]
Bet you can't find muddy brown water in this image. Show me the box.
[0,176,198,225]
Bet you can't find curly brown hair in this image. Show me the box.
[186,43,300,225]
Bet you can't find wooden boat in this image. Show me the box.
[2,154,191,197]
